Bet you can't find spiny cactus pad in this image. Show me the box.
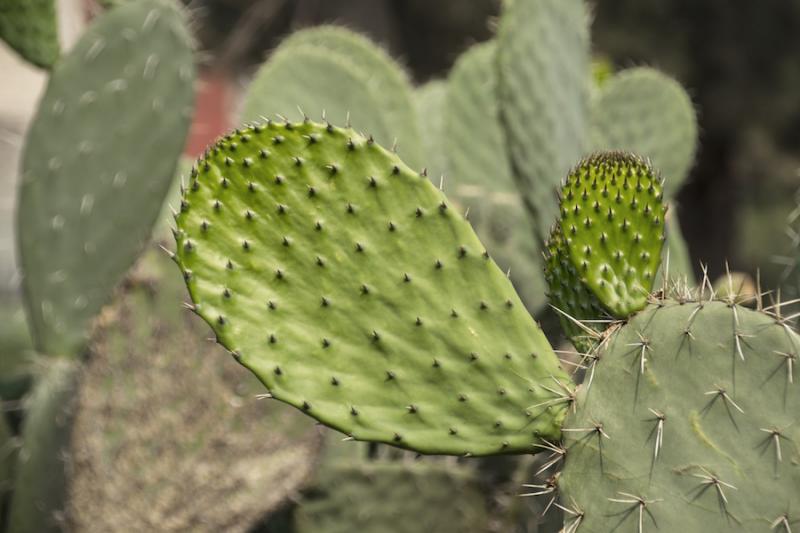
[497,0,590,242]
[552,153,666,319]
[243,26,423,168]
[173,120,570,456]
[590,67,698,199]
[558,299,800,532]
[295,460,489,533]
[0,0,59,68]
[17,0,195,356]
[445,40,546,312]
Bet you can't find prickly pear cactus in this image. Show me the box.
[445,40,547,312]
[558,299,800,532]
[545,153,666,350]
[17,0,195,357]
[0,0,59,68]
[173,120,571,456]
[6,359,80,533]
[242,26,423,169]
[295,460,489,533]
[497,0,590,242]
[67,250,321,532]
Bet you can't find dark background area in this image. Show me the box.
[188,0,800,286]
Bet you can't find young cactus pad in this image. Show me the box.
[17,0,195,356]
[558,299,800,532]
[548,153,666,321]
[173,120,571,456]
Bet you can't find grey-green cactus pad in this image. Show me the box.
[0,0,59,68]
[174,120,570,456]
[559,300,800,532]
[590,67,698,199]
[17,0,195,356]
[497,0,590,242]
[242,25,423,168]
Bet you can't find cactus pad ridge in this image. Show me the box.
[558,298,800,532]
[173,120,570,456]
[17,0,195,356]
[554,152,666,319]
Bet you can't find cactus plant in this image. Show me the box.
[16,0,195,357]
[0,0,59,68]
[173,120,571,456]
[170,112,799,531]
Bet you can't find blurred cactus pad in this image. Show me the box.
[16,0,195,357]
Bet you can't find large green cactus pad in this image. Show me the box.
[242,26,423,169]
[559,300,800,532]
[295,460,489,533]
[497,0,590,242]
[445,40,546,312]
[174,121,570,456]
[0,0,59,68]
[590,67,698,199]
[17,0,195,356]
[556,153,665,317]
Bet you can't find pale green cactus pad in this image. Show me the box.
[173,120,570,456]
[497,0,590,242]
[17,0,195,356]
[558,299,800,532]
[445,40,546,312]
[0,0,59,68]
[295,460,489,533]
[553,153,666,318]
[242,25,423,169]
